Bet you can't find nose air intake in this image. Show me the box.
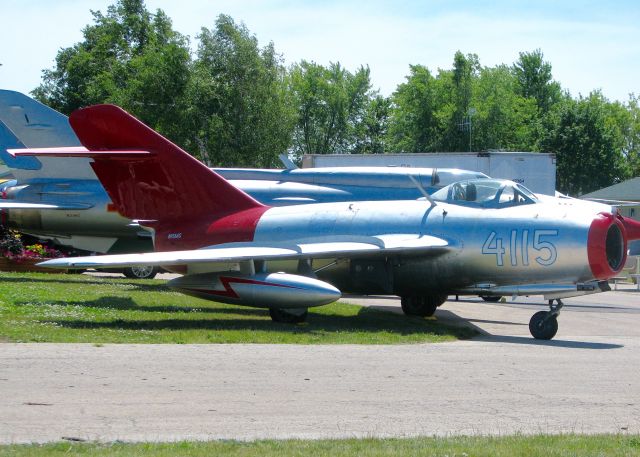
[588,213,626,280]
[605,223,624,269]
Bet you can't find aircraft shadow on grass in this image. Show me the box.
[38,313,624,348]
[16,296,266,316]
[18,296,473,338]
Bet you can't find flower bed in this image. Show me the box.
[0,226,67,273]
[0,256,67,273]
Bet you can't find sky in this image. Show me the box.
[1,0,639,102]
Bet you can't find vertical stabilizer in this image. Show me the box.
[68,105,265,224]
[0,90,94,179]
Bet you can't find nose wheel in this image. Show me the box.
[529,299,563,340]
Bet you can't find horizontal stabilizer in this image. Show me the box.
[8,146,152,158]
[38,235,450,269]
[0,201,93,210]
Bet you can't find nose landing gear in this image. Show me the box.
[529,299,564,340]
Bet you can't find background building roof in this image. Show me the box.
[581,177,640,202]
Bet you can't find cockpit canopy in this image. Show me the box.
[431,179,538,208]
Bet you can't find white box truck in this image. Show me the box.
[302,152,557,196]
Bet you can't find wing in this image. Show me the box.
[38,234,450,269]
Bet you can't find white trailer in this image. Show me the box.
[302,152,557,196]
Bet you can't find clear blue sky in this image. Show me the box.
[1,0,639,101]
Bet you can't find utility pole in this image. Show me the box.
[457,107,476,152]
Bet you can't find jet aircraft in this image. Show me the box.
[0,89,486,262]
[19,104,640,340]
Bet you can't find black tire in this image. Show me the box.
[400,294,447,317]
[480,295,501,302]
[529,311,558,340]
[269,308,308,324]
[123,266,158,279]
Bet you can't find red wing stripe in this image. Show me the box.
[182,276,301,299]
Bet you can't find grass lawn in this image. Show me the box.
[0,272,475,344]
[2,435,639,456]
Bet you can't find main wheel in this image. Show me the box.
[480,295,501,302]
[269,308,308,324]
[400,294,447,317]
[123,266,159,279]
[529,311,558,340]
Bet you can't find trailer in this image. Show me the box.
[302,152,557,195]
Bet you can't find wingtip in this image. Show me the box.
[36,259,62,268]
[37,258,86,269]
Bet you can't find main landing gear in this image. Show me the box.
[400,293,448,317]
[529,299,564,340]
[480,295,501,303]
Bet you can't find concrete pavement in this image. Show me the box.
[1,287,640,443]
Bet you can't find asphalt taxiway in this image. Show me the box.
[1,285,640,443]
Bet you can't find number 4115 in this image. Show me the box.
[482,229,558,267]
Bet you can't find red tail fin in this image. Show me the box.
[69,104,264,222]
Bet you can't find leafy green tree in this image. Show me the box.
[389,52,491,153]
[624,95,640,176]
[390,53,537,153]
[540,92,629,195]
[387,64,439,152]
[441,51,480,151]
[289,61,374,157]
[182,15,295,167]
[351,95,390,153]
[512,49,561,114]
[33,0,191,143]
[604,95,640,176]
[471,65,539,151]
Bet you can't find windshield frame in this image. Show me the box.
[431,179,538,209]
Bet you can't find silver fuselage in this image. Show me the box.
[248,198,602,295]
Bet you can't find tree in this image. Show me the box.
[471,65,539,152]
[540,92,628,195]
[182,15,295,167]
[388,53,486,153]
[624,95,640,176]
[604,94,640,177]
[512,49,561,114]
[32,0,191,143]
[387,64,439,152]
[442,51,480,152]
[289,61,374,157]
[351,94,390,154]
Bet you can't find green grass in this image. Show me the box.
[2,435,639,457]
[0,272,475,344]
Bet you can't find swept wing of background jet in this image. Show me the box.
[22,104,640,340]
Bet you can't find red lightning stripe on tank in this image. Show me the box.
[181,276,301,299]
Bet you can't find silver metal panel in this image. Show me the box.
[255,196,600,293]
